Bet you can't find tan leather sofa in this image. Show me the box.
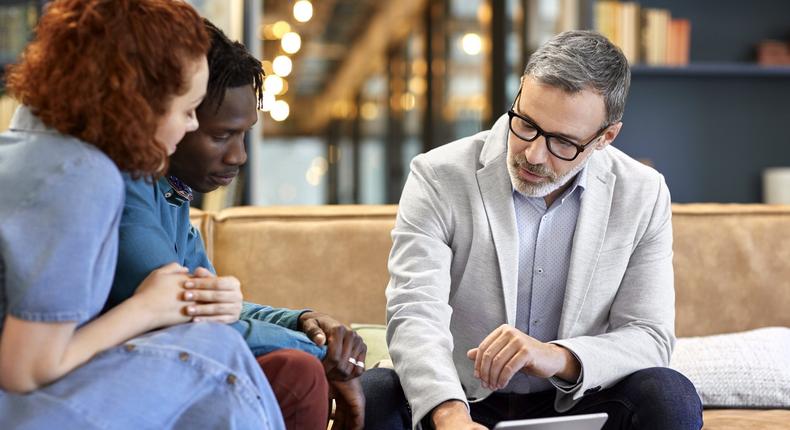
[191,204,790,429]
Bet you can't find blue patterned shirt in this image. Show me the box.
[505,167,587,393]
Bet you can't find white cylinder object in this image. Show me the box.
[763,167,790,204]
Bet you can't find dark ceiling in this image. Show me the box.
[261,0,379,98]
[260,0,426,134]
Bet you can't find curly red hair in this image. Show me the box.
[5,0,209,177]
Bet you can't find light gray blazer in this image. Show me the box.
[386,115,675,426]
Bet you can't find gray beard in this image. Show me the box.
[507,151,591,198]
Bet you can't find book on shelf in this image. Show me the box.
[642,8,669,66]
[594,1,689,67]
[619,2,640,64]
[666,18,690,66]
[757,40,790,66]
[595,2,622,59]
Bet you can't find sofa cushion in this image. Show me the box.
[193,204,790,334]
[209,206,396,326]
[672,205,790,337]
[670,327,790,408]
[352,324,390,370]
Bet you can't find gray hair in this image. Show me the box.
[524,30,630,125]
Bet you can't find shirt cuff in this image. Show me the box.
[548,343,584,393]
[280,308,310,331]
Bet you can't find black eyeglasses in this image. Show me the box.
[507,92,610,161]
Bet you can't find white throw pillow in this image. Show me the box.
[670,327,790,408]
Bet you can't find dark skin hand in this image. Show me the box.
[329,378,365,430]
[298,311,367,380]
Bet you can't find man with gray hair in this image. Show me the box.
[366,30,702,429]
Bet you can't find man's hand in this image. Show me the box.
[298,311,366,380]
[430,400,486,430]
[181,267,243,324]
[467,324,580,390]
[329,378,365,430]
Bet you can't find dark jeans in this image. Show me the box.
[361,367,702,430]
[361,368,412,429]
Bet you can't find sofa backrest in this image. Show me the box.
[672,204,790,336]
[201,206,395,327]
[192,204,790,337]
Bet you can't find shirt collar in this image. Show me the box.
[511,163,589,198]
[552,164,589,207]
[569,163,589,194]
[159,175,193,205]
[9,106,54,133]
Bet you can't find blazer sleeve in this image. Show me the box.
[386,155,467,427]
[551,174,676,411]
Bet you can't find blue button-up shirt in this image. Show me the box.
[110,175,326,359]
[505,167,587,393]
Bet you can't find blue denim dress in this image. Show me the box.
[0,107,285,430]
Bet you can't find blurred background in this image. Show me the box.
[2,0,789,208]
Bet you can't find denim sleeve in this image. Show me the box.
[183,223,214,274]
[239,302,307,331]
[234,302,326,359]
[230,318,327,360]
[2,152,123,324]
[108,176,180,309]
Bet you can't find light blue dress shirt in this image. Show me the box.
[505,167,587,393]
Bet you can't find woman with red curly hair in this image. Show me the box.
[0,1,284,428]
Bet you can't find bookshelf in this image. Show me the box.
[631,64,790,78]
[584,0,790,203]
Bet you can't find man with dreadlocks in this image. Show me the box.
[108,20,366,430]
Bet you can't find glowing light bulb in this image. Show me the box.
[264,75,284,94]
[270,100,290,121]
[360,102,378,120]
[259,92,275,111]
[271,21,291,39]
[293,0,313,23]
[272,55,293,77]
[281,32,301,54]
[461,33,482,56]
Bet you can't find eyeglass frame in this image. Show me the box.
[507,90,611,162]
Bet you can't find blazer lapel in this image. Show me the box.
[476,115,519,326]
[558,153,616,338]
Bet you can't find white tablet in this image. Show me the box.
[493,413,608,430]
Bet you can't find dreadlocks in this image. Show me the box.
[202,19,264,113]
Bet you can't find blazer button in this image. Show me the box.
[584,386,601,395]
[226,374,237,385]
